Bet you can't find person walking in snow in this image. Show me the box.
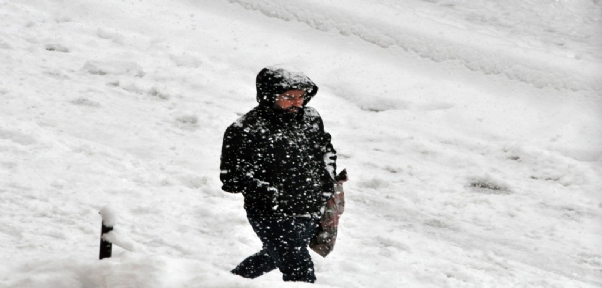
[220,66,338,283]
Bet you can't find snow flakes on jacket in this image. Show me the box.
[220,105,337,216]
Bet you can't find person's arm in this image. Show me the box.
[321,129,337,181]
[308,108,337,200]
[220,125,277,196]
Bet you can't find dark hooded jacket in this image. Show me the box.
[220,67,337,216]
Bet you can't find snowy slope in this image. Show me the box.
[0,0,601,287]
[228,0,602,92]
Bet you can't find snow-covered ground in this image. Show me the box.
[0,0,601,287]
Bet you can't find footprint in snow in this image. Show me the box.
[467,176,513,195]
[45,44,69,53]
[0,129,37,146]
[174,114,199,131]
[83,61,145,77]
[71,98,101,107]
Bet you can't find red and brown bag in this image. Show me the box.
[310,169,347,257]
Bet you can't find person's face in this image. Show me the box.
[274,89,306,113]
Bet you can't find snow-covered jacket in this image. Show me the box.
[220,67,337,216]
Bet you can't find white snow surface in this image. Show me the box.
[102,229,139,253]
[0,0,601,287]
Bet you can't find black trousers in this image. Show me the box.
[231,215,319,283]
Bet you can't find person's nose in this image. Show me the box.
[292,97,304,107]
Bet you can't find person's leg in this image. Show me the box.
[281,217,319,283]
[230,248,277,278]
[231,217,278,278]
[251,216,319,283]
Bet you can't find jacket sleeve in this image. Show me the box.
[315,114,337,197]
[220,124,276,195]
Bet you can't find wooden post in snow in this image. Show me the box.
[99,206,117,260]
